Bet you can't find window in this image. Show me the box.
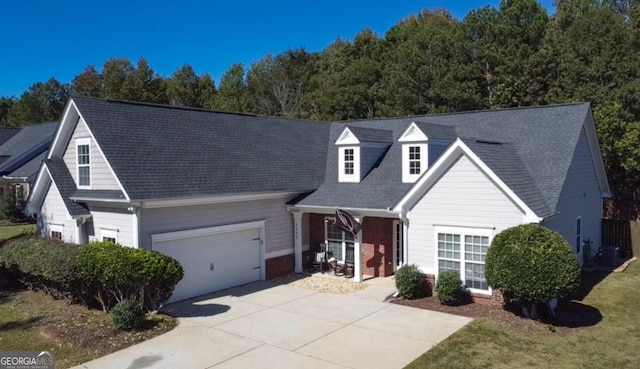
[576,216,581,254]
[76,139,91,188]
[51,231,62,240]
[344,149,354,175]
[409,146,421,175]
[101,229,118,244]
[436,227,491,292]
[15,184,23,201]
[50,224,63,240]
[326,218,354,262]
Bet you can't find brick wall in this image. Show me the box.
[265,254,294,279]
[308,213,395,277]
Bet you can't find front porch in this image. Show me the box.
[291,210,405,282]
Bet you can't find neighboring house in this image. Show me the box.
[0,123,56,204]
[26,97,610,303]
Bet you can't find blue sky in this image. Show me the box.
[1,0,554,97]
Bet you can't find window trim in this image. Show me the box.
[325,217,354,263]
[402,143,428,183]
[100,228,118,244]
[50,224,63,241]
[576,216,581,254]
[338,146,360,183]
[76,138,91,189]
[434,226,493,295]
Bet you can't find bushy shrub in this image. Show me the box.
[485,224,581,319]
[76,241,184,312]
[436,270,463,305]
[395,264,425,299]
[110,299,145,331]
[0,235,81,299]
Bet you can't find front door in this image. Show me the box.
[393,220,404,271]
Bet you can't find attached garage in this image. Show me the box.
[152,221,266,303]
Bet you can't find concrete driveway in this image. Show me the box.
[73,281,472,369]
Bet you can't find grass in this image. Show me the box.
[405,261,640,369]
[0,223,36,241]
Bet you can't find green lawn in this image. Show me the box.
[0,224,36,241]
[406,262,640,369]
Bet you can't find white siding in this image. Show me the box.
[87,207,135,247]
[62,118,120,190]
[407,154,524,275]
[38,181,76,243]
[543,127,602,262]
[139,197,294,255]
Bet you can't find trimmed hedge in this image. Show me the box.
[110,299,146,331]
[0,235,81,300]
[395,264,425,299]
[436,270,463,305]
[485,224,581,318]
[76,241,184,312]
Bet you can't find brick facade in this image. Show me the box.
[265,254,294,279]
[308,213,395,277]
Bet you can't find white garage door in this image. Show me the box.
[153,226,262,303]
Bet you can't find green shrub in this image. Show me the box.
[436,270,463,305]
[0,235,81,299]
[110,299,145,331]
[76,241,184,312]
[395,264,425,299]
[485,224,581,319]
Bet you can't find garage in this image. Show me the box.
[152,221,265,303]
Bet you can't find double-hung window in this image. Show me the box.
[576,216,581,254]
[436,227,491,293]
[76,138,91,188]
[326,218,354,262]
[344,149,354,175]
[409,146,421,175]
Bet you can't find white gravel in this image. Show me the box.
[272,273,369,294]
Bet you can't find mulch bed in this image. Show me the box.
[2,289,177,355]
[392,270,609,337]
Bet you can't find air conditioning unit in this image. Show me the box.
[600,246,620,267]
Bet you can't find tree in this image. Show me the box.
[166,64,201,107]
[72,66,103,97]
[121,58,167,104]
[212,63,250,113]
[102,57,135,100]
[6,78,70,126]
[0,97,16,126]
[485,224,581,319]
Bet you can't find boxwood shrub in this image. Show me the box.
[0,235,81,300]
[110,299,146,331]
[395,264,425,299]
[485,224,581,318]
[436,270,463,305]
[76,241,184,312]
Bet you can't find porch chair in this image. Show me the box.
[311,251,327,274]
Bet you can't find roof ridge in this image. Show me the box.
[72,95,258,117]
[336,102,591,124]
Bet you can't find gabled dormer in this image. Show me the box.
[399,121,456,183]
[335,126,392,183]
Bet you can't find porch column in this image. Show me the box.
[354,216,363,282]
[293,211,303,273]
[402,220,409,267]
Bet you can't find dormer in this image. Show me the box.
[398,121,457,183]
[335,126,392,183]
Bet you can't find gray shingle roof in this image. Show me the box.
[0,128,21,147]
[413,121,457,140]
[0,122,57,181]
[295,103,592,217]
[72,190,126,201]
[345,126,393,143]
[45,159,89,216]
[71,97,331,201]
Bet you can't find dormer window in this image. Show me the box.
[76,138,91,189]
[409,146,421,175]
[335,126,392,183]
[344,148,355,175]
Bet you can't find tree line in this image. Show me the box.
[1,0,639,217]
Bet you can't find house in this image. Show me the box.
[26,97,610,303]
[0,123,56,204]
